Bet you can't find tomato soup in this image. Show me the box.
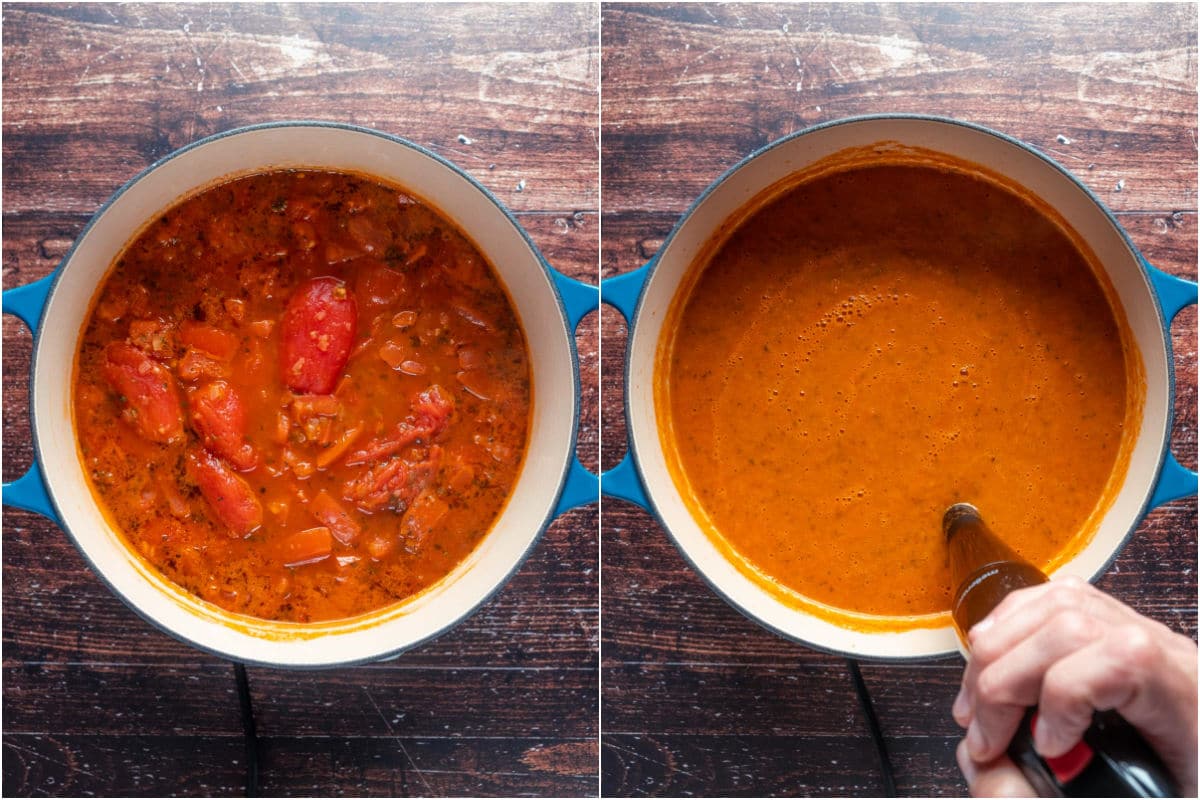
[74,169,531,623]
[657,149,1142,629]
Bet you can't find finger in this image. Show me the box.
[973,605,1107,709]
[953,682,971,728]
[963,605,1109,759]
[980,576,1091,627]
[967,700,1026,763]
[1035,625,1195,764]
[957,738,1037,798]
[955,656,980,728]
[968,578,1132,661]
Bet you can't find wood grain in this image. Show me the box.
[3,4,598,797]
[600,3,1196,796]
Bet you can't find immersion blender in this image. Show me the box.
[944,503,1181,797]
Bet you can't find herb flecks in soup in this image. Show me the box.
[659,156,1140,627]
[75,170,531,623]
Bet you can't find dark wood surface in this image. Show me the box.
[600,4,1197,797]
[2,4,598,797]
[4,4,1197,798]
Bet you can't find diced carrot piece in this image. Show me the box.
[277,526,333,568]
[356,261,406,308]
[179,320,239,361]
[454,304,493,330]
[379,341,407,369]
[457,346,485,370]
[309,490,361,545]
[347,215,390,254]
[188,380,257,471]
[186,448,263,536]
[102,342,185,444]
[316,424,363,469]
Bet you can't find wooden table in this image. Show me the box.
[600,4,1197,797]
[2,4,598,796]
[4,3,1196,798]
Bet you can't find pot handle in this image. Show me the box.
[2,273,59,521]
[1144,259,1198,508]
[597,265,653,510]
[549,268,601,516]
[600,261,653,324]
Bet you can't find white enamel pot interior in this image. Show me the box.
[624,115,1180,660]
[24,122,580,667]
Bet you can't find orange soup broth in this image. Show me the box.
[74,169,532,624]
[656,146,1144,632]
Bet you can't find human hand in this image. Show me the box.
[952,576,1197,797]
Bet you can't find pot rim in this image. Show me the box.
[26,120,584,668]
[621,113,1178,662]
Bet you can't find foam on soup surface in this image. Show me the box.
[656,150,1141,629]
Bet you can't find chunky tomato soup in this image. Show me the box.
[657,148,1141,629]
[74,170,531,623]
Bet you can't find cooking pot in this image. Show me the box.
[601,114,1197,660]
[2,121,599,668]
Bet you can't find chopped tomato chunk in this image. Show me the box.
[346,385,454,466]
[290,394,341,419]
[186,448,263,537]
[188,381,257,471]
[177,348,230,382]
[276,526,333,567]
[102,342,185,444]
[128,318,177,359]
[343,457,409,511]
[280,277,357,394]
[403,490,449,551]
[411,384,455,425]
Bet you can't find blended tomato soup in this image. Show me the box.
[657,149,1141,628]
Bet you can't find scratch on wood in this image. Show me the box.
[606,740,697,778]
[361,687,432,793]
[4,740,99,780]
